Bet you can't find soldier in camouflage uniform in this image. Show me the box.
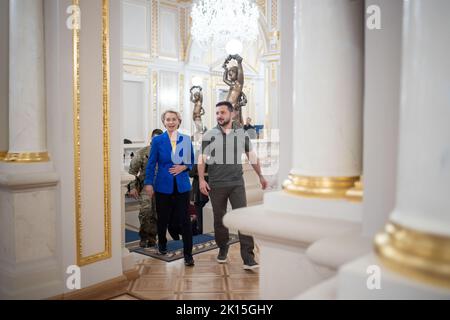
[128,129,163,248]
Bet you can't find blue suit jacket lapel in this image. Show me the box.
[163,131,184,163]
[162,131,171,155]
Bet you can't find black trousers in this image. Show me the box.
[194,199,208,234]
[191,176,209,235]
[155,181,193,257]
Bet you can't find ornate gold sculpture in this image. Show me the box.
[190,85,205,134]
[223,54,247,125]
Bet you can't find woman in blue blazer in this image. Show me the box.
[144,110,195,266]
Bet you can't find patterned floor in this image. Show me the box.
[112,243,260,300]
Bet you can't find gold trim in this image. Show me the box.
[0,151,6,161]
[101,0,112,264]
[151,0,159,58]
[345,178,363,202]
[179,7,187,61]
[283,175,359,199]
[72,0,81,266]
[123,65,148,76]
[179,73,184,113]
[160,1,178,9]
[270,62,276,83]
[3,152,50,163]
[123,51,151,60]
[375,222,450,288]
[184,35,192,62]
[72,0,111,266]
[152,70,158,128]
[256,0,266,17]
[271,0,278,29]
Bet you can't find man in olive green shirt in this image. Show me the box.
[198,101,267,270]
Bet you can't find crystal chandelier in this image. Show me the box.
[190,0,259,49]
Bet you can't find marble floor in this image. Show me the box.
[112,243,260,300]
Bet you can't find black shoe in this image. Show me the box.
[184,256,195,267]
[147,240,156,248]
[216,246,229,263]
[158,245,167,255]
[243,260,259,270]
[171,234,180,241]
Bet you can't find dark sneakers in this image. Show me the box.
[243,260,259,270]
[184,255,195,267]
[158,244,167,255]
[216,246,229,263]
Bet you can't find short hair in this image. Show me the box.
[216,101,234,112]
[151,129,163,137]
[161,109,182,128]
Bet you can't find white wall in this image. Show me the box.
[122,0,150,54]
[121,0,269,139]
[362,0,402,237]
[45,0,123,293]
[0,0,9,153]
[159,4,179,59]
[123,75,150,143]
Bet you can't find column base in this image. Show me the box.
[0,151,6,161]
[295,276,338,300]
[345,179,363,202]
[0,257,63,300]
[0,164,62,299]
[258,238,334,299]
[337,253,450,299]
[264,191,362,222]
[375,222,450,289]
[3,151,50,163]
[224,204,360,299]
[283,175,359,199]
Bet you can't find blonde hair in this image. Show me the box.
[161,109,182,128]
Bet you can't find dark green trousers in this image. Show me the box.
[209,184,255,264]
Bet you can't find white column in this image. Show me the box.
[362,0,402,237]
[0,0,62,300]
[283,0,363,198]
[5,0,48,162]
[375,0,450,287]
[0,1,8,160]
[224,0,365,299]
[277,0,294,187]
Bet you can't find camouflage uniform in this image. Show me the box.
[128,145,158,245]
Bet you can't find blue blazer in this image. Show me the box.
[144,131,194,194]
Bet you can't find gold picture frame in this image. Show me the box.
[72,0,111,266]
